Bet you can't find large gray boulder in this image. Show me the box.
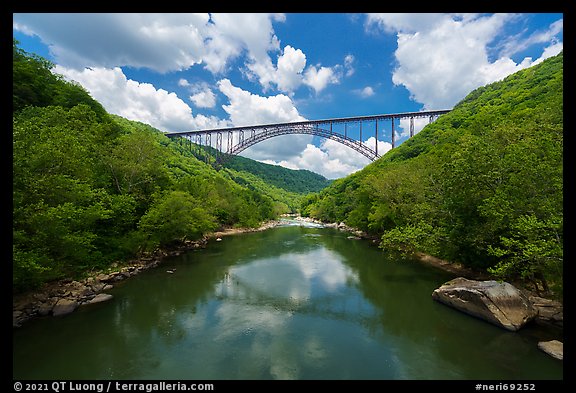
[52,298,79,317]
[432,277,537,331]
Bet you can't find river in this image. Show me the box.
[12,219,562,380]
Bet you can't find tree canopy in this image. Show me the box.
[12,40,329,293]
[301,52,563,297]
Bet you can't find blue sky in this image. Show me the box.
[13,13,563,179]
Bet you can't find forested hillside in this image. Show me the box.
[176,148,332,213]
[301,52,563,296]
[224,155,332,194]
[13,40,312,293]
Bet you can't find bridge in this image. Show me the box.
[165,109,451,164]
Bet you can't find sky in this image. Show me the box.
[12,13,564,179]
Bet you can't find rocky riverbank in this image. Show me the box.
[13,220,284,328]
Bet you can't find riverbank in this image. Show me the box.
[293,215,563,331]
[13,220,284,328]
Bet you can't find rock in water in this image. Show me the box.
[88,293,113,304]
[432,277,537,331]
[537,340,563,360]
[52,299,79,317]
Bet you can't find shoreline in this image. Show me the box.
[13,219,284,328]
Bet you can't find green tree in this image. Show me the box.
[138,191,218,250]
[487,215,562,295]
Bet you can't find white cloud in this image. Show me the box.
[247,45,348,96]
[303,65,339,94]
[263,137,392,179]
[499,18,563,58]
[217,78,305,126]
[275,45,307,92]
[178,79,217,108]
[344,54,355,77]
[53,65,229,132]
[190,89,217,109]
[14,13,210,73]
[365,13,448,34]
[532,41,563,65]
[362,137,393,157]
[204,13,285,74]
[355,86,375,98]
[365,13,564,109]
[246,45,307,94]
[13,13,286,75]
[286,143,362,179]
[216,79,312,161]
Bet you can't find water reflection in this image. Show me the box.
[13,224,562,380]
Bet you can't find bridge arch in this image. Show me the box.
[228,124,379,162]
[165,110,451,166]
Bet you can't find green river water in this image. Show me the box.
[13,219,563,380]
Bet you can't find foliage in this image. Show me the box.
[11,41,307,292]
[138,191,218,250]
[224,154,332,194]
[487,215,562,295]
[13,39,107,119]
[301,52,563,295]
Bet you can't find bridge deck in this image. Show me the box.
[164,109,451,164]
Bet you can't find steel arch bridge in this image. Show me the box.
[165,109,451,164]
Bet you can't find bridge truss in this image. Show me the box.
[165,109,451,165]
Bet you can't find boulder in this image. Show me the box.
[87,293,113,304]
[432,277,537,331]
[529,296,563,328]
[52,298,78,317]
[537,340,563,360]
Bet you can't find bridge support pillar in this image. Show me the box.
[375,119,378,157]
[391,117,395,149]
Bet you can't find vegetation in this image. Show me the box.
[13,40,327,293]
[301,52,563,297]
[224,155,332,194]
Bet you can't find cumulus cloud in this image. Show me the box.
[13,13,286,75]
[216,78,312,161]
[276,143,362,179]
[204,13,285,74]
[275,45,307,92]
[365,13,563,109]
[190,89,217,109]
[246,45,307,94]
[303,65,339,94]
[53,65,229,132]
[246,45,348,96]
[263,136,392,179]
[217,78,305,126]
[354,86,375,98]
[178,80,217,108]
